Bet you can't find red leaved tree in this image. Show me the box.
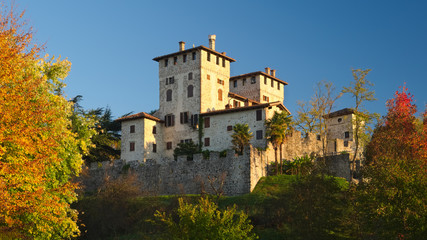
[359,86,427,239]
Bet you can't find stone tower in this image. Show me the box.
[152,35,236,157]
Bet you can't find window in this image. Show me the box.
[174,56,177,65]
[166,76,174,85]
[217,79,224,85]
[187,85,194,97]
[130,142,135,152]
[164,59,168,67]
[227,125,233,131]
[216,56,219,65]
[180,112,189,124]
[207,53,211,61]
[242,78,246,86]
[338,118,342,123]
[166,89,172,101]
[233,80,237,88]
[256,130,263,140]
[204,137,210,146]
[188,72,193,80]
[191,114,199,126]
[153,143,157,153]
[345,131,350,138]
[204,117,210,128]
[317,135,321,141]
[152,126,156,134]
[264,76,267,85]
[218,89,223,101]
[233,100,240,108]
[251,76,256,84]
[263,95,269,102]
[165,114,175,127]
[130,125,135,133]
[344,140,349,147]
[222,58,225,67]
[256,109,262,121]
[192,52,196,60]
[271,79,274,87]
[207,74,210,80]
[183,54,187,63]
[277,83,280,90]
[167,142,172,150]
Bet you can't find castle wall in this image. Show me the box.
[282,130,323,160]
[83,146,268,196]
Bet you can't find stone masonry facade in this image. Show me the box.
[107,36,358,195]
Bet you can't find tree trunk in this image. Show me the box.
[274,147,278,175]
[279,143,283,174]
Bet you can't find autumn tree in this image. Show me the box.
[342,69,377,179]
[0,6,89,239]
[358,86,426,239]
[294,80,341,155]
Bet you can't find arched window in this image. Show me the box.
[188,85,194,98]
[188,72,193,80]
[218,89,223,101]
[166,89,172,102]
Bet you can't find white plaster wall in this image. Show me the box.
[121,119,145,162]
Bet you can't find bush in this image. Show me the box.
[154,197,258,240]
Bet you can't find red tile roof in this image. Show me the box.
[230,71,288,85]
[115,112,162,122]
[200,101,290,117]
[153,45,236,62]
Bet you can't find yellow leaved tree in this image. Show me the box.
[0,6,90,239]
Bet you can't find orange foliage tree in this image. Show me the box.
[0,6,87,239]
[359,86,427,239]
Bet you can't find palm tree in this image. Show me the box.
[265,111,292,174]
[231,123,253,155]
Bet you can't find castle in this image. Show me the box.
[116,35,356,164]
[104,36,357,195]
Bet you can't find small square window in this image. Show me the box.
[222,58,225,67]
[153,144,157,153]
[338,118,342,123]
[344,140,349,147]
[167,142,172,150]
[345,131,350,138]
[130,142,135,152]
[264,76,267,85]
[192,52,196,60]
[207,74,210,80]
[130,125,135,133]
[277,83,280,90]
[227,125,233,131]
[256,130,263,140]
[183,54,187,63]
[233,80,237,88]
[207,53,211,61]
[251,76,256,84]
[174,56,177,65]
[152,126,156,134]
[317,135,321,141]
[204,137,210,146]
[243,78,246,86]
[164,59,168,67]
[216,56,219,65]
[271,79,274,87]
[188,72,193,80]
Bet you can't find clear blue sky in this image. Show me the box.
[16,0,427,119]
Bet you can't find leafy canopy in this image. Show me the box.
[0,6,88,239]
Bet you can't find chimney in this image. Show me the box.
[221,52,226,56]
[208,34,216,50]
[271,69,276,77]
[179,41,185,51]
[265,67,271,75]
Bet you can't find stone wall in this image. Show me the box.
[282,130,323,160]
[81,146,268,196]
